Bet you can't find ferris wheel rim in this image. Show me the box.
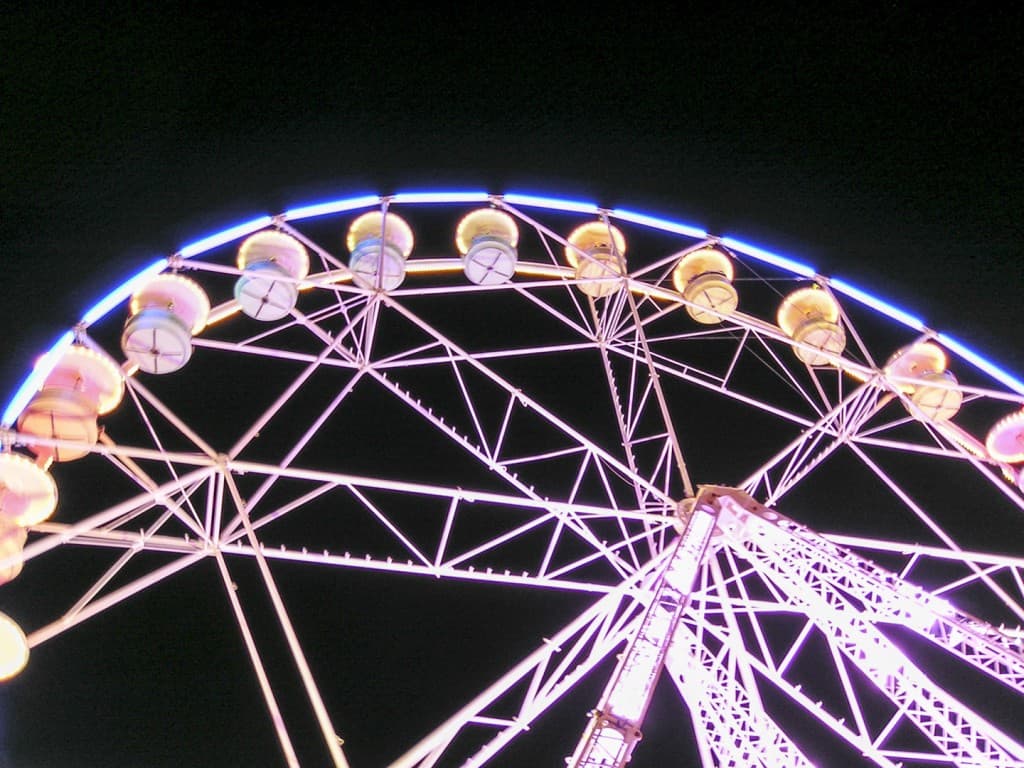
[4,190,1022,431]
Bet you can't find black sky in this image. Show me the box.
[1,5,1022,767]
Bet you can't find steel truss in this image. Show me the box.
[705,488,1024,767]
[2,193,1023,766]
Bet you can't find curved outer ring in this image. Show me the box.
[3,190,1022,428]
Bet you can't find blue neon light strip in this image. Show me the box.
[610,208,709,240]
[284,195,381,222]
[936,333,1024,395]
[502,193,600,215]
[80,258,168,326]
[2,331,75,427]
[178,215,274,258]
[719,236,817,278]
[390,191,490,205]
[829,278,927,333]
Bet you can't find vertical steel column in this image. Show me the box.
[566,499,717,767]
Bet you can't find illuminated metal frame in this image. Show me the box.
[2,191,1024,768]
[6,192,1020,429]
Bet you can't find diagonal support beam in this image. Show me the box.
[758,509,1024,698]
[220,469,351,768]
[713,489,1024,766]
[388,553,672,768]
[666,623,815,768]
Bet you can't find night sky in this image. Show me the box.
[1,6,1022,767]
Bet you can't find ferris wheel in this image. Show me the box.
[2,191,1024,767]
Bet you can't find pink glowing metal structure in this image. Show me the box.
[2,192,1024,767]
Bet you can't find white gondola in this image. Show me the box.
[346,211,414,291]
[121,274,210,374]
[0,519,27,586]
[17,345,123,462]
[41,344,124,415]
[0,611,29,680]
[885,341,962,421]
[671,247,738,324]
[0,453,58,526]
[455,209,519,285]
[565,221,626,298]
[17,390,98,463]
[986,409,1024,464]
[777,286,846,365]
[235,230,310,321]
